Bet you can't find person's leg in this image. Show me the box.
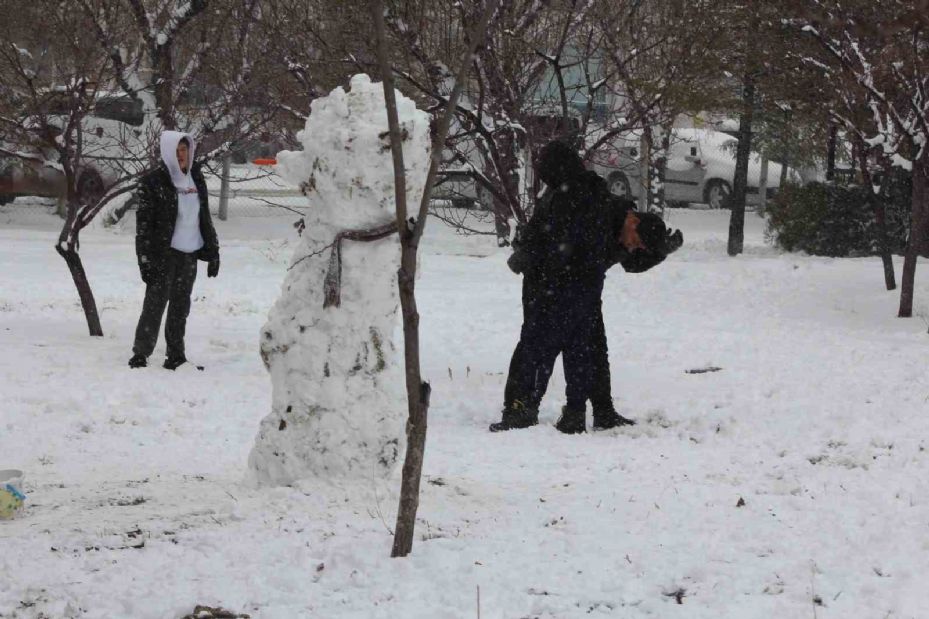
[493,289,562,431]
[131,256,173,359]
[587,300,636,429]
[503,341,536,410]
[588,300,614,411]
[502,280,540,410]
[557,299,597,433]
[164,251,198,363]
[502,279,553,409]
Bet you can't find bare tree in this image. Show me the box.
[802,0,929,316]
[372,0,496,558]
[0,0,286,335]
[706,2,791,256]
[0,2,123,335]
[375,0,601,243]
[598,0,725,215]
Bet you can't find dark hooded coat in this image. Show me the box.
[135,161,219,282]
[502,142,682,415]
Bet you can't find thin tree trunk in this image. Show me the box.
[757,155,769,217]
[779,109,791,187]
[371,8,421,556]
[647,124,669,215]
[492,130,518,244]
[728,71,755,256]
[854,135,895,291]
[898,158,928,317]
[372,0,495,558]
[826,124,838,182]
[56,209,103,336]
[153,49,176,130]
[638,132,650,211]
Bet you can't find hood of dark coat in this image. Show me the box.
[536,141,586,189]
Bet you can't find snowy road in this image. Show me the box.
[2,208,928,618]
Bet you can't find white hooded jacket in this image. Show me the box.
[160,130,204,253]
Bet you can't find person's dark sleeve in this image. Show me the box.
[193,164,220,262]
[605,195,636,269]
[619,249,667,273]
[508,194,551,274]
[135,176,156,280]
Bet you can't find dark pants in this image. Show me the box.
[582,301,614,411]
[132,249,198,359]
[503,279,600,412]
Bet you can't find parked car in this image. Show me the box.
[433,108,584,210]
[590,128,798,208]
[0,91,149,206]
[433,168,489,209]
[0,153,64,205]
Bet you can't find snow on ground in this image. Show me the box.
[1,205,928,618]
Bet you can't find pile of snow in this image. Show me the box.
[247,74,430,485]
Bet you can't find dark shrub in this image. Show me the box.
[766,172,911,257]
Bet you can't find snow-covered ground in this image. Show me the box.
[2,206,928,618]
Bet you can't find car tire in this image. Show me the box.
[704,179,731,209]
[77,171,105,207]
[607,172,632,199]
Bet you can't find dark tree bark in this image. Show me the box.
[826,124,838,182]
[728,71,755,257]
[372,0,496,558]
[153,49,177,130]
[57,200,103,336]
[853,135,895,291]
[645,125,671,214]
[898,158,929,317]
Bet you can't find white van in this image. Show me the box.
[590,128,797,208]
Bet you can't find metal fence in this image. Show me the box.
[208,159,309,219]
[0,159,311,225]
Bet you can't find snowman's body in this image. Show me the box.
[248,74,430,485]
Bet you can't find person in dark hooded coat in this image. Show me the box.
[128,131,220,370]
[560,199,682,432]
[490,141,682,433]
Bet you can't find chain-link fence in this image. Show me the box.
[207,159,309,219]
[0,195,62,226]
[0,159,311,226]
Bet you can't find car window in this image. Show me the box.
[42,92,72,115]
[670,137,699,159]
[93,97,144,126]
[718,139,738,158]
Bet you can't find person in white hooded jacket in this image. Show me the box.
[129,131,220,370]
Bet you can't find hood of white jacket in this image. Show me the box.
[159,130,197,189]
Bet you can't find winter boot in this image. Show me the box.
[128,354,147,369]
[592,405,636,431]
[555,405,586,434]
[489,401,539,432]
[163,355,188,371]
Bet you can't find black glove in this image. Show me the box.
[140,266,153,286]
[618,227,683,274]
[507,246,530,275]
[665,229,684,254]
[207,257,220,278]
